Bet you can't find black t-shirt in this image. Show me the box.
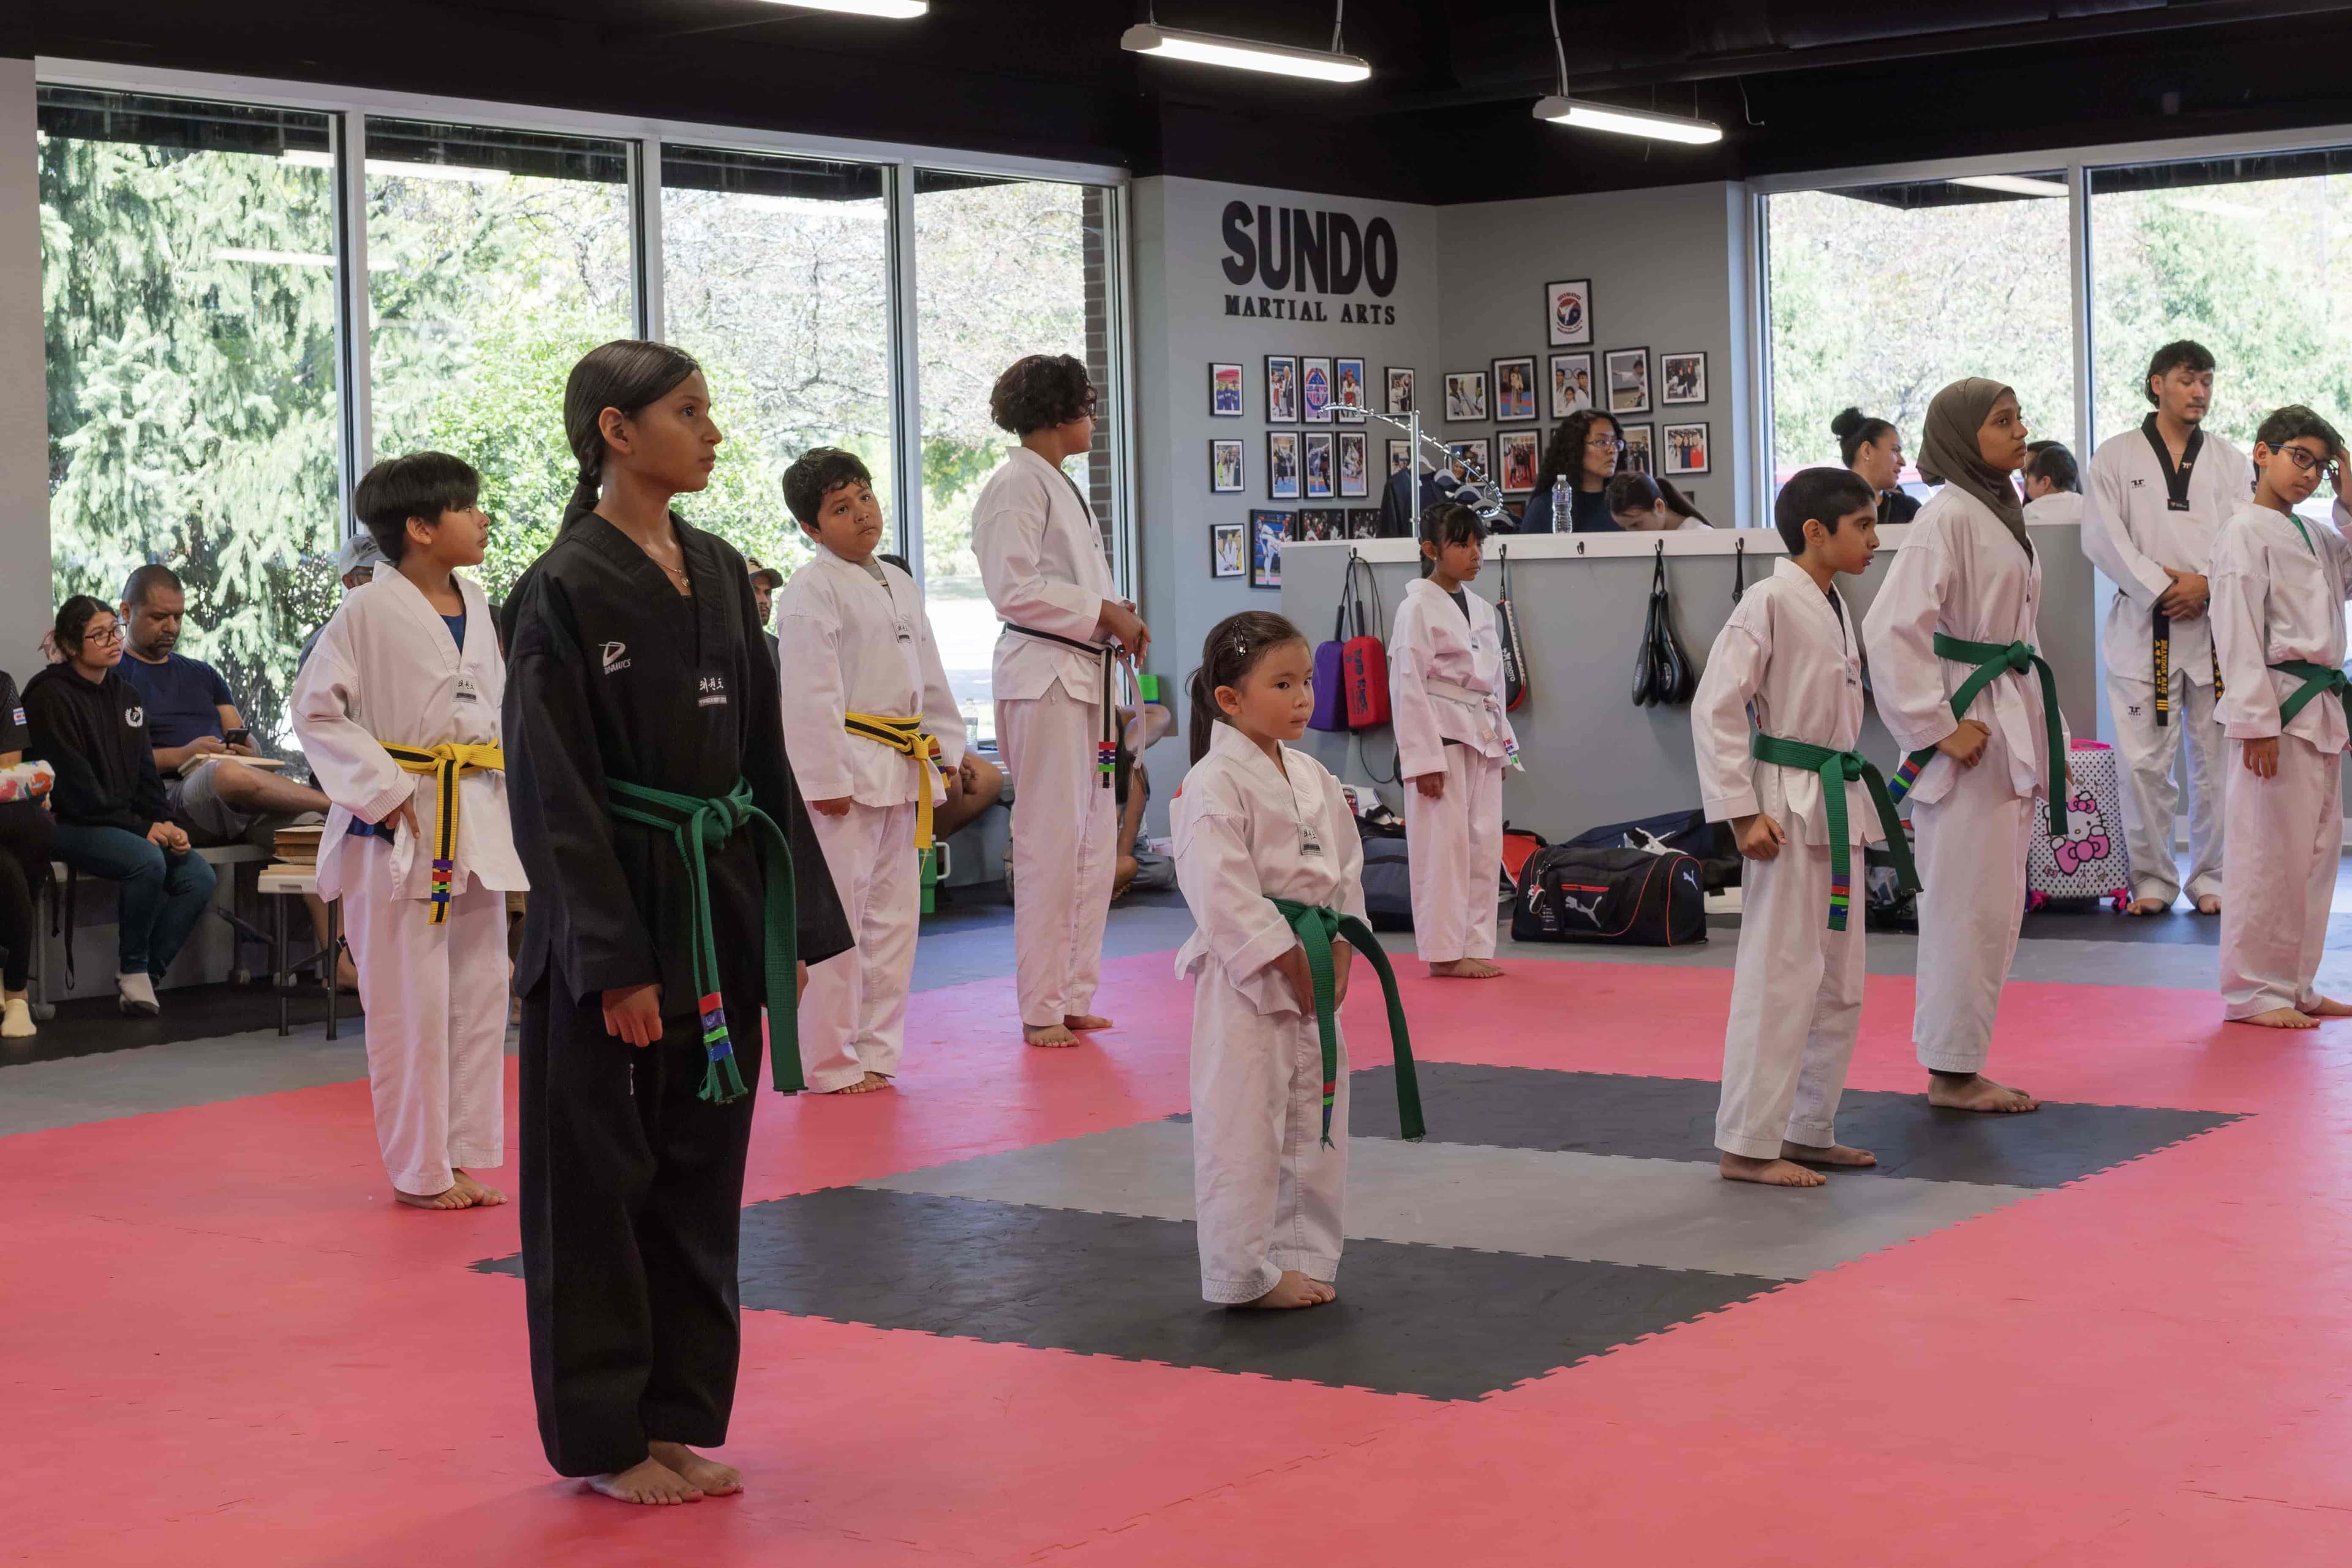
[1448,587,1470,624]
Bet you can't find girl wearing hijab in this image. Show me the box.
[1861,378,2065,1119]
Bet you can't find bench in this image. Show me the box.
[24,843,272,1017]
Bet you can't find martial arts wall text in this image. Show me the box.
[1220,200,1401,325]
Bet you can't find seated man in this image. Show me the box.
[118,564,353,987]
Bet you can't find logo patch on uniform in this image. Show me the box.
[453,676,480,704]
[601,641,630,674]
[2130,478,2146,488]
[9,707,22,728]
[2128,704,2141,717]
[126,706,145,729]
[698,674,728,708]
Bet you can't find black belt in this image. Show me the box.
[2151,608,2221,726]
[1003,622,1117,791]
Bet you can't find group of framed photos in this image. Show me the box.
[1207,357,1422,500]
[1441,347,1705,425]
[1215,355,1393,425]
[1210,509,1384,590]
[1256,428,1374,500]
[1428,415,1711,491]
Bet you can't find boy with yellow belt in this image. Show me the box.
[776,448,967,1092]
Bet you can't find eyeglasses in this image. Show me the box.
[83,624,124,645]
[1588,435,1626,451]
[2274,443,2331,474]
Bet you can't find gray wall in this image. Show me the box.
[1436,183,1752,531]
[0,60,46,666]
[1280,525,2098,839]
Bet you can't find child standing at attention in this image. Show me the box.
[1175,611,1389,1309]
[292,452,526,1212]
[1390,501,1517,979]
[775,447,966,1092]
[2209,405,2352,1028]
[1693,469,1911,1186]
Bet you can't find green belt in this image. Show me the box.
[1887,634,2068,838]
[1268,898,1423,1147]
[605,777,801,1104]
[1747,734,1921,932]
[2270,659,2352,729]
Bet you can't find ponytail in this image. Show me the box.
[1659,475,1708,524]
[559,465,601,533]
[1188,610,1308,765]
[1187,668,1221,766]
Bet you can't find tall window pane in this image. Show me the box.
[661,146,894,579]
[366,118,633,601]
[2090,149,2352,502]
[914,172,1119,745]
[39,87,340,750]
[1766,173,2076,492]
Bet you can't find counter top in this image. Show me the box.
[1283,519,2080,563]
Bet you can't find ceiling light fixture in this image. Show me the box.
[1531,96,1724,145]
[1948,174,2068,197]
[1121,3,1370,84]
[756,0,929,16]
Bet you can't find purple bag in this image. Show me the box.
[1308,550,1363,731]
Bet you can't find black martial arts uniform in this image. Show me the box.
[503,511,852,1478]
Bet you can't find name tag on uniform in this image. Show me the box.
[698,674,728,708]
[454,676,481,704]
[1300,823,1325,857]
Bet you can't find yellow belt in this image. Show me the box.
[380,742,505,924]
[842,713,947,850]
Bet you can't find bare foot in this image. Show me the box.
[2125,895,2168,916]
[2304,995,2352,1017]
[1428,958,1502,979]
[334,956,361,992]
[2194,894,2222,916]
[1719,1153,1826,1186]
[451,1169,507,1206]
[393,1183,474,1210]
[647,1441,742,1498]
[2233,1006,2320,1028]
[826,1072,893,1094]
[1063,1014,1114,1031]
[1783,1140,1876,1167]
[1926,1074,2040,1113]
[1025,1023,1079,1048]
[587,1457,703,1506]
[1235,1270,1336,1309]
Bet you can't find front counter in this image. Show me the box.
[1280,524,2096,840]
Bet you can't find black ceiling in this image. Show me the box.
[18,1,2352,200]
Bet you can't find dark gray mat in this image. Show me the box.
[1345,1063,2242,1187]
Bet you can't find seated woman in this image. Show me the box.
[1608,472,1714,532]
[0,666,56,1039]
[1833,406,1920,526]
[21,597,217,1016]
[1519,410,1627,533]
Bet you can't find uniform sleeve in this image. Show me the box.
[733,564,854,969]
[975,470,1103,640]
[1174,783,1300,994]
[503,575,664,1000]
[913,592,968,773]
[2322,497,2352,595]
[2209,526,2279,740]
[2079,446,2172,606]
[1387,597,1447,781]
[1860,530,1961,754]
[1692,608,1768,824]
[1327,771,1368,925]
[287,607,410,825]
[774,579,856,804]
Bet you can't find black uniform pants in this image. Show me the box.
[519,975,763,1476]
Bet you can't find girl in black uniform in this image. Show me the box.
[502,341,851,1506]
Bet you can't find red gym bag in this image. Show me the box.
[1340,552,1391,729]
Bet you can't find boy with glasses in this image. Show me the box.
[2209,406,2352,1027]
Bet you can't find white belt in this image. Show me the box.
[1420,678,1518,768]
[1423,677,1492,707]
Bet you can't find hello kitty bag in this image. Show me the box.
[2026,740,2132,911]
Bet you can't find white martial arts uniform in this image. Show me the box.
[291,571,525,1195]
[2021,491,2083,527]
[1389,576,1517,964]
[1862,487,2063,1076]
[2079,424,2252,906]
[2210,499,2352,1019]
[975,446,1124,1031]
[1173,721,1365,1303]
[777,545,967,1090]
[1693,560,1875,1159]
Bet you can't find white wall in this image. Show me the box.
[0,59,47,668]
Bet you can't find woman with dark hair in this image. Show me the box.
[21,597,217,1015]
[1520,409,1625,533]
[972,352,1149,1049]
[1607,472,1713,532]
[501,339,852,1506]
[1833,407,1920,526]
[0,666,58,1037]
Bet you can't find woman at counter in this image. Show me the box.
[1833,406,1921,526]
[1519,410,1626,533]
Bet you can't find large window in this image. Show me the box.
[1765,172,2077,489]
[661,146,895,579]
[913,172,1120,744]
[365,119,635,601]
[39,88,342,751]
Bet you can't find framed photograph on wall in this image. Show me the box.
[1250,511,1286,589]
[1549,352,1594,418]
[1346,508,1382,539]
[1267,431,1301,499]
[1496,428,1541,494]
[1303,431,1336,499]
[1492,355,1539,423]
[1387,437,1413,475]
[1209,437,1245,493]
[1266,355,1298,423]
[1621,423,1655,477]
[1210,362,1245,418]
[1301,508,1348,542]
[1605,347,1651,415]
[1334,356,1366,421]
[1444,371,1488,422]
[1385,366,1415,415]
[1664,421,1711,475]
[1302,356,1333,423]
[1546,278,1594,346]
[1210,521,1246,578]
[1337,429,1368,497]
[1445,437,1491,485]
[1660,352,1707,406]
